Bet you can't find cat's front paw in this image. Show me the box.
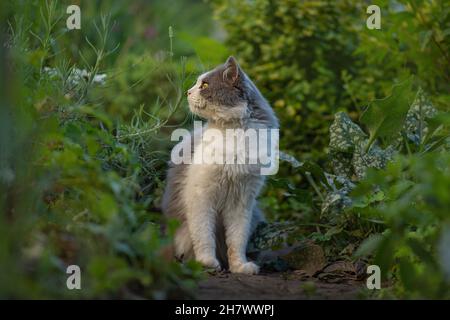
[197,255,222,271]
[230,261,260,275]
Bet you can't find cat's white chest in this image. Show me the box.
[191,127,256,177]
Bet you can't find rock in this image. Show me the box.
[252,241,326,274]
[316,260,367,283]
[247,222,326,274]
[280,242,326,275]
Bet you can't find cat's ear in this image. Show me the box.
[223,56,240,84]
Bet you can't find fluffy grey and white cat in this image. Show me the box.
[162,56,278,274]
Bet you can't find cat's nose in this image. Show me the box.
[186,90,190,96]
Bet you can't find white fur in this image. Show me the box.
[179,123,264,274]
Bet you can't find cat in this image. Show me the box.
[162,56,279,274]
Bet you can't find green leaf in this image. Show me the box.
[329,112,367,153]
[374,232,399,279]
[179,32,229,65]
[407,238,439,271]
[361,77,415,151]
[398,257,418,292]
[297,160,331,189]
[78,105,113,130]
[354,233,383,258]
[419,30,433,51]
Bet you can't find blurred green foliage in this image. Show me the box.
[328,89,449,298]
[211,0,365,161]
[353,152,450,299]
[212,0,449,160]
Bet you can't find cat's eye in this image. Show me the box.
[200,82,208,89]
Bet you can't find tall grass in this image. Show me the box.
[1,0,201,299]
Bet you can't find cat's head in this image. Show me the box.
[187,56,249,123]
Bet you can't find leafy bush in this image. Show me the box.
[349,0,450,109]
[211,0,450,298]
[353,152,450,298]
[211,0,367,161]
[289,82,449,298]
[0,0,208,299]
[212,0,450,161]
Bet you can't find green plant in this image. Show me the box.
[352,150,450,298]
[1,0,204,299]
[211,0,368,162]
[305,85,449,297]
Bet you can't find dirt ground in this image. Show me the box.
[196,270,367,300]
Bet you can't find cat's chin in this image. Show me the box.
[188,104,207,119]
